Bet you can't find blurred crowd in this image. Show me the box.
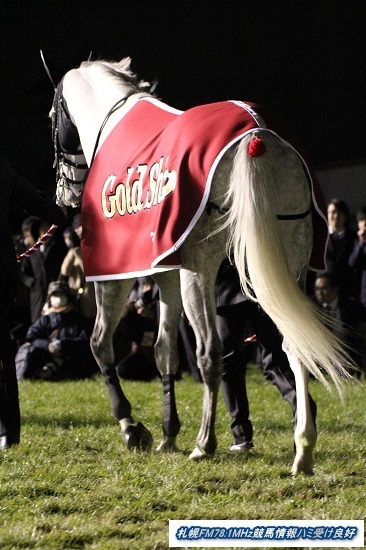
[10,196,366,383]
[308,198,366,377]
[12,212,159,382]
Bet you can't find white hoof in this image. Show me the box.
[189,446,212,460]
[156,436,178,452]
[291,463,314,476]
[291,454,314,476]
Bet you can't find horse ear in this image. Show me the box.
[40,50,57,89]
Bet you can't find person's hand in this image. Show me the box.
[48,339,62,355]
[357,226,366,245]
[137,305,154,319]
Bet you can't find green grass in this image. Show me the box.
[0,367,365,549]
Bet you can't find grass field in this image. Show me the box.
[0,366,365,549]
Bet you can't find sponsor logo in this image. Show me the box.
[101,156,177,219]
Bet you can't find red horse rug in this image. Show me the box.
[81,98,327,281]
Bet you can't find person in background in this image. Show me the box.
[114,277,159,381]
[325,198,357,299]
[0,154,65,450]
[62,225,80,250]
[9,234,31,351]
[180,259,317,451]
[313,272,362,374]
[349,207,366,314]
[348,207,366,377]
[18,281,98,381]
[59,213,97,321]
[20,216,68,322]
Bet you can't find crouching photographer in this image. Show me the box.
[17,281,98,381]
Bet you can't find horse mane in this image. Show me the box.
[79,57,155,94]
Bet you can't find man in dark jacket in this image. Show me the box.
[313,272,362,374]
[180,258,317,451]
[348,207,366,313]
[0,155,65,450]
[215,259,317,450]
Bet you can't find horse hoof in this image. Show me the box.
[138,422,154,451]
[291,464,314,476]
[189,446,212,460]
[123,427,139,450]
[156,436,178,452]
[291,458,314,476]
[123,422,153,451]
[291,446,315,476]
[292,468,314,477]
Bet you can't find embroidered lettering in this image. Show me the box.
[101,157,177,218]
[101,175,118,218]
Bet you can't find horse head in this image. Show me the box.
[46,57,156,208]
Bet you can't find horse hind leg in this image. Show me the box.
[180,266,223,459]
[276,176,316,474]
[92,280,153,451]
[176,182,227,459]
[283,341,317,475]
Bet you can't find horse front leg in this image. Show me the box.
[283,340,317,475]
[92,280,153,451]
[153,271,182,452]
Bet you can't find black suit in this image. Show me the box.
[180,259,316,446]
[349,240,366,309]
[326,229,357,297]
[215,259,316,445]
[314,294,362,371]
[0,155,65,445]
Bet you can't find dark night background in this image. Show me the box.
[1,1,365,212]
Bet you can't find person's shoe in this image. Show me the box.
[229,441,254,452]
[0,433,20,451]
[38,362,58,380]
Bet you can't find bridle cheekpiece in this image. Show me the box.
[51,81,89,207]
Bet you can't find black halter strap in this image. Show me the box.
[276,208,312,220]
[206,201,229,215]
[89,96,129,165]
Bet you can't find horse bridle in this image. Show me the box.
[50,81,89,204]
[51,81,131,204]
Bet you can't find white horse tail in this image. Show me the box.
[224,131,353,392]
